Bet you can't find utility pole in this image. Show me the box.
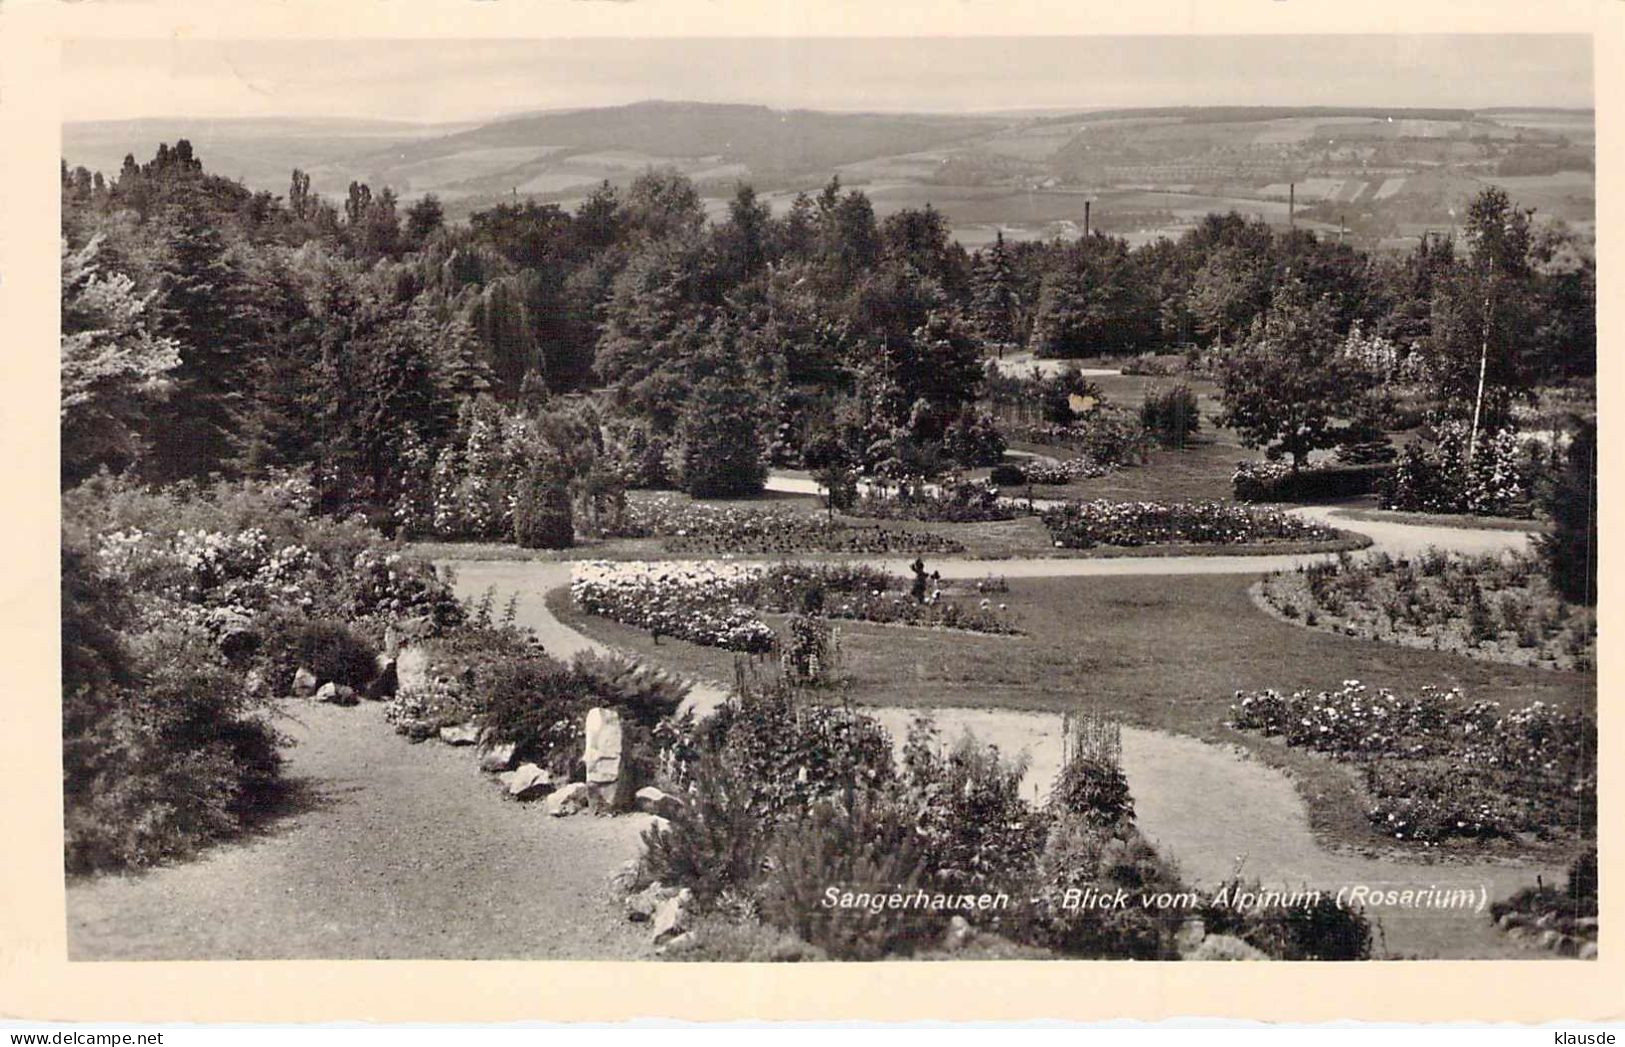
[1288,182,1295,230]
[1084,200,1091,238]
[1468,285,1492,467]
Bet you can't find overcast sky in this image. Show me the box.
[62,35,1592,124]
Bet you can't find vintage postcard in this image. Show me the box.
[0,0,1618,1026]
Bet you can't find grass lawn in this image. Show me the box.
[549,572,1592,863]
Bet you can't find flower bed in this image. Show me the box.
[570,559,1018,654]
[1018,455,1113,486]
[613,494,965,555]
[1258,550,1595,671]
[1042,499,1339,549]
[848,479,1018,523]
[1230,680,1595,844]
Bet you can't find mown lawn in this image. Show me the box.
[549,571,1593,861]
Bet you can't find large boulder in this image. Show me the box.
[544,781,590,817]
[634,786,685,820]
[439,723,480,746]
[479,741,519,773]
[315,682,358,706]
[502,763,558,801]
[291,667,318,698]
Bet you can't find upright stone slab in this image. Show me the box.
[583,707,629,812]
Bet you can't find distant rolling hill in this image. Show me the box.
[63,101,1593,250]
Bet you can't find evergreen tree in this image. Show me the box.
[1540,417,1597,605]
[144,207,258,480]
[969,231,1019,350]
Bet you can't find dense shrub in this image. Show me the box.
[901,718,1050,898]
[1539,417,1596,605]
[256,612,378,692]
[512,469,574,549]
[63,545,283,873]
[1232,461,1396,503]
[1198,881,1372,960]
[1048,712,1134,828]
[1029,816,1184,960]
[988,463,1027,486]
[759,791,941,960]
[1140,383,1200,448]
[851,477,1017,523]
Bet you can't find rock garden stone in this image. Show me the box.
[504,763,557,800]
[315,681,357,705]
[1578,941,1598,960]
[395,647,430,695]
[625,882,676,922]
[544,781,590,817]
[478,742,518,773]
[291,667,318,698]
[1189,934,1268,961]
[941,915,974,951]
[439,723,480,746]
[608,859,641,895]
[650,887,693,944]
[647,815,672,837]
[634,786,685,820]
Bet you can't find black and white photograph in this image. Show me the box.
[49,23,1599,975]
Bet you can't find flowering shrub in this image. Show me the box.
[779,614,841,686]
[1259,550,1596,670]
[1003,406,1147,467]
[849,477,1017,523]
[1230,680,1595,843]
[1043,500,1339,548]
[1378,421,1549,518]
[613,494,965,555]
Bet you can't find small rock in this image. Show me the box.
[608,859,641,895]
[544,781,590,817]
[1538,929,1562,950]
[651,887,693,944]
[291,667,318,698]
[1506,927,1529,942]
[479,742,518,773]
[1556,935,1580,957]
[625,882,674,922]
[1535,912,1557,931]
[658,931,696,954]
[245,668,268,698]
[648,815,672,837]
[1578,941,1598,960]
[505,763,557,801]
[634,786,685,820]
[1576,917,1599,933]
[315,681,358,705]
[439,723,480,746]
[1175,917,1207,954]
[1497,912,1525,931]
[1188,934,1268,961]
[942,915,974,952]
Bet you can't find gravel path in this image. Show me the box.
[67,699,656,960]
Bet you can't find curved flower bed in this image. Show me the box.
[1257,550,1595,671]
[1229,680,1595,844]
[570,560,1018,654]
[614,495,964,555]
[1042,499,1339,549]
[570,560,779,652]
